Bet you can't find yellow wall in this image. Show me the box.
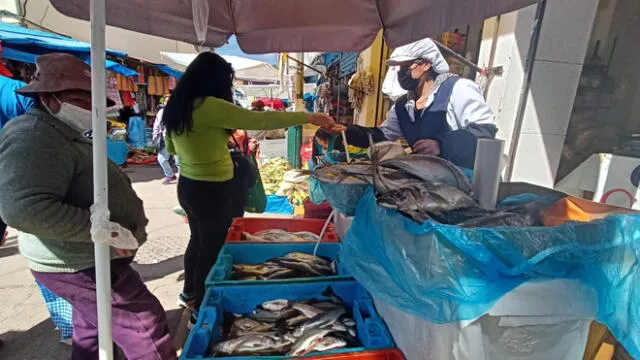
[357,31,391,127]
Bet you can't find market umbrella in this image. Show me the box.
[50,0,537,53]
[49,0,540,359]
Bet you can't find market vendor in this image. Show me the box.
[330,38,497,169]
[0,53,176,359]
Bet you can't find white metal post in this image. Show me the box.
[90,0,114,359]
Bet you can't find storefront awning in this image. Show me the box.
[0,22,125,57]
[49,0,538,52]
[2,45,138,78]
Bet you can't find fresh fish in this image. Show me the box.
[342,318,356,327]
[321,286,344,305]
[378,155,474,195]
[310,301,342,310]
[250,308,299,323]
[233,252,337,280]
[232,317,269,332]
[241,229,322,243]
[294,308,346,337]
[311,336,348,352]
[262,299,292,312]
[376,182,477,223]
[292,303,324,318]
[213,334,276,355]
[287,329,332,356]
[285,314,309,327]
[330,321,347,332]
[348,328,356,338]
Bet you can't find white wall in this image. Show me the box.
[480,0,600,188]
[18,0,195,63]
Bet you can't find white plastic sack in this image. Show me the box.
[373,280,597,360]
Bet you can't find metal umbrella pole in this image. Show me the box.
[90,0,114,358]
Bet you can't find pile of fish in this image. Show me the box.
[211,288,358,357]
[232,252,337,280]
[241,229,322,243]
[313,141,548,227]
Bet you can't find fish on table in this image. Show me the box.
[240,229,322,243]
[211,287,358,357]
[232,252,338,280]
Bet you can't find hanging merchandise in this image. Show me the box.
[116,73,138,92]
[106,75,124,109]
[147,75,170,96]
[136,65,146,84]
[315,82,333,113]
[121,91,135,107]
[347,70,374,111]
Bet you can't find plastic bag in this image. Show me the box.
[341,188,640,358]
[244,153,266,213]
[127,116,147,148]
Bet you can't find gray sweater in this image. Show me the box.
[0,108,148,273]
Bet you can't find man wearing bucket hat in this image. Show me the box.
[331,38,496,169]
[0,53,176,359]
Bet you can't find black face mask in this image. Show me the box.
[397,65,420,91]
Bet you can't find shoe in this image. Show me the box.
[187,312,198,330]
[177,292,195,310]
[162,175,177,185]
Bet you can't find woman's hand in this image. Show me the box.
[326,124,347,134]
[306,113,336,129]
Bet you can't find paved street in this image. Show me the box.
[0,164,190,359]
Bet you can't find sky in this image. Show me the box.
[215,35,278,65]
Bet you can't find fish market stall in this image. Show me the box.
[311,142,640,360]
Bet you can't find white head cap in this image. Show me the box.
[386,38,449,74]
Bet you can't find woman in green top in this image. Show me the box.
[162,52,335,317]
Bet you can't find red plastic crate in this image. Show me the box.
[306,349,405,360]
[225,217,340,243]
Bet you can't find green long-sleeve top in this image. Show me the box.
[166,97,306,182]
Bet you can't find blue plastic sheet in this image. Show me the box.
[341,187,640,358]
[107,139,129,165]
[127,116,147,148]
[265,195,293,214]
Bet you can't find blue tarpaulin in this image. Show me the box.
[0,23,137,77]
[341,187,640,358]
[154,64,183,79]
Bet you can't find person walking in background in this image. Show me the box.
[153,95,179,184]
[0,53,176,360]
[228,129,259,218]
[162,52,335,324]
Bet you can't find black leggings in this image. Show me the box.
[0,216,6,239]
[178,176,234,310]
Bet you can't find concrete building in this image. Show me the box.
[477,0,640,189]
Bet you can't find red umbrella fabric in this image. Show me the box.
[49,0,537,52]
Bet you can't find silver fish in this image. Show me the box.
[287,329,332,356]
[262,299,292,312]
[285,314,309,327]
[294,308,346,337]
[312,336,347,352]
[342,318,355,327]
[214,334,276,355]
[232,317,268,332]
[250,308,298,323]
[292,303,324,318]
[330,322,347,332]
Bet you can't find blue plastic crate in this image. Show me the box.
[181,281,395,360]
[205,243,353,288]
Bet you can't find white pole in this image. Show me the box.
[472,139,505,210]
[90,0,114,359]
